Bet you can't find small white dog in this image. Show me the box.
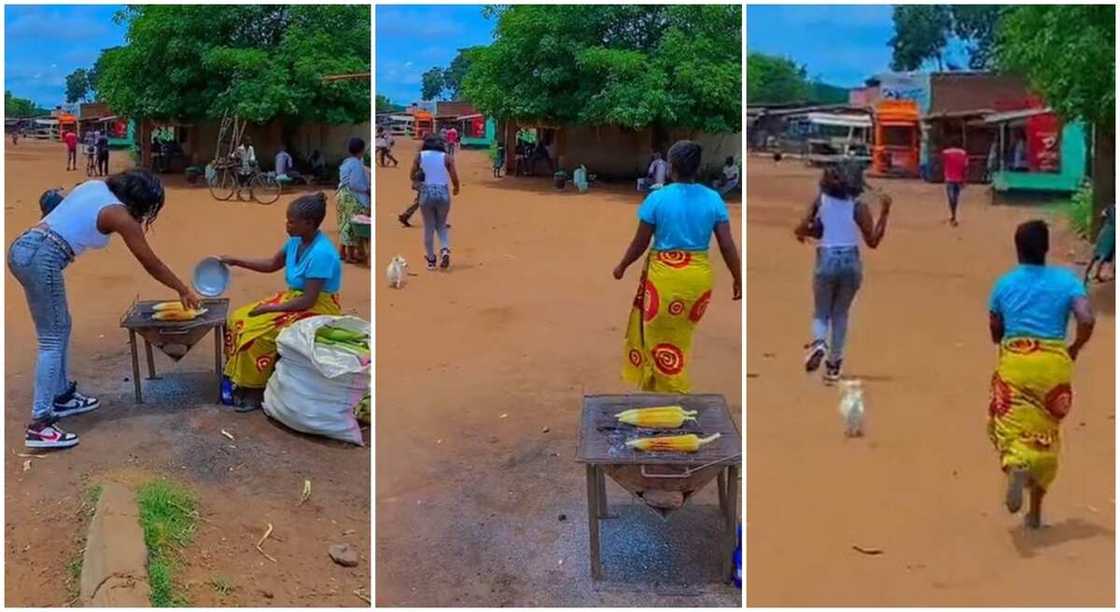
[386,256,408,289]
[838,379,864,437]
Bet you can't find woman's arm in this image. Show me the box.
[446,155,461,195]
[410,154,422,181]
[855,195,891,249]
[1068,296,1096,360]
[989,311,1004,344]
[613,222,655,279]
[793,196,820,242]
[221,248,285,274]
[99,206,200,309]
[250,278,324,316]
[714,221,742,300]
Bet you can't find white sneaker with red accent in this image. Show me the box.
[25,419,79,449]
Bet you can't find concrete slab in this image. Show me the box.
[79,483,150,607]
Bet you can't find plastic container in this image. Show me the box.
[193,256,230,297]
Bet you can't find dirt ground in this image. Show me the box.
[745,157,1115,606]
[375,140,742,606]
[4,141,371,607]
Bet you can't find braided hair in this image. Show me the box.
[105,169,165,229]
[667,140,702,181]
[291,192,328,228]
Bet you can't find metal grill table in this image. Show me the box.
[576,393,741,583]
[119,298,230,403]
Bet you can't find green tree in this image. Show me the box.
[889,5,953,71]
[421,67,445,101]
[376,94,404,113]
[747,53,809,104]
[4,90,47,118]
[442,47,483,100]
[65,68,94,104]
[96,5,369,124]
[996,5,1115,235]
[462,5,740,134]
[890,5,1004,71]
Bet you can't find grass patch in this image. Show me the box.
[1052,181,1095,240]
[137,479,198,607]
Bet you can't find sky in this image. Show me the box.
[5,5,127,107]
[375,4,494,106]
[747,5,969,89]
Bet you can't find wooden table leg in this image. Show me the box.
[717,466,728,516]
[586,464,602,580]
[128,331,142,404]
[596,465,608,519]
[144,340,157,379]
[722,465,740,584]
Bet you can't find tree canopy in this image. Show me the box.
[5,91,49,118]
[746,52,847,105]
[420,67,445,101]
[461,5,741,133]
[95,5,369,124]
[889,5,1003,71]
[376,94,404,113]
[65,68,96,104]
[995,5,1114,129]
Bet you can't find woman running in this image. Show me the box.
[988,220,1095,529]
[8,169,200,448]
[614,140,742,393]
[794,164,891,382]
[411,136,460,271]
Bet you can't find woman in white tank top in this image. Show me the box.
[410,136,461,270]
[794,164,892,382]
[7,169,200,449]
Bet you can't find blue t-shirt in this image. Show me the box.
[988,264,1086,340]
[638,183,730,252]
[285,232,342,294]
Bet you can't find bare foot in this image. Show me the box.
[1005,468,1027,513]
[1024,510,1043,529]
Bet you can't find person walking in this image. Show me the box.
[794,163,891,383]
[411,135,460,270]
[614,140,742,393]
[8,170,200,448]
[95,131,110,176]
[63,130,79,171]
[942,141,968,226]
[987,220,1095,529]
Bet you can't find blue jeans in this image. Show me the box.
[419,184,451,261]
[946,182,962,218]
[812,246,862,363]
[8,229,73,421]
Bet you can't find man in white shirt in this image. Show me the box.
[714,156,740,197]
[637,150,667,192]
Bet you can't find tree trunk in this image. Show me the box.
[1091,125,1114,239]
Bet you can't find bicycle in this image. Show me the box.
[207,160,281,205]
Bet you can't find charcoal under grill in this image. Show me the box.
[119,298,230,403]
[576,393,740,582]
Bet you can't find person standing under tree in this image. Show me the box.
[942,140,968,226]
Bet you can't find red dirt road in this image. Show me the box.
[376,141,742,606]
[4,141,371,606]
[746,158,1114,605]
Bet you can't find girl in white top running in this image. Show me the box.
[410,136,461,270]
[794,164,891,382]
[8,169,201,449]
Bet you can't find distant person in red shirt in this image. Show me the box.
[63,130,79,171]
[942,142,968,227]
[446,127,459,156]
